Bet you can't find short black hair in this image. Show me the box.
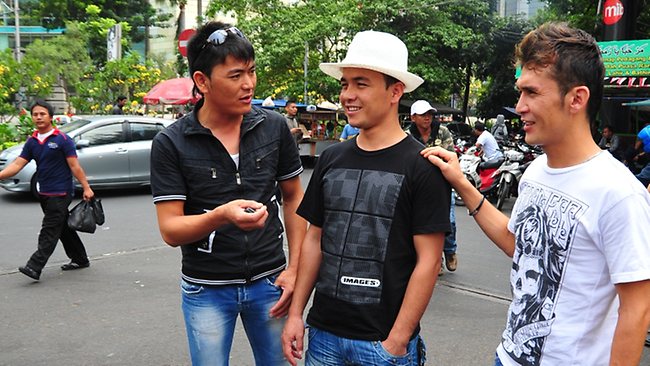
[474,122,485,132]
[117,96,127,102]
[286,98,297,105]
[30,99,54,118]
[187,21,255,98]
[383,74,400,89]
[603,124,614,133]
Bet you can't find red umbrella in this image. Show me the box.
[143,77,201,105]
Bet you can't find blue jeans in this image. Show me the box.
[494,353,504,366]
[180,275,285,366]
[444,192,457,254]
[636,163,650,187]
[305,327,425,366]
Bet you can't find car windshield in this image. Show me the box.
[59,119,93,134]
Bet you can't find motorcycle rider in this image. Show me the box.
[473,122,503,169]
[491,114,509,145]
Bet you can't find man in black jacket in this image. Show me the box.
[150,21,306,366]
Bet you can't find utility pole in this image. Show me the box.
[13,0,20,62]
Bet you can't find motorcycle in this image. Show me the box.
[493,149,525,210]
[455,146,503,206]
[492,141,544,210]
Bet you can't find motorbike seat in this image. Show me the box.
[480,156,505,169]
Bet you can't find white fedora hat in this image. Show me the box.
[319,31,424,93]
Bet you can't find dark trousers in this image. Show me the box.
[26,195,89,273]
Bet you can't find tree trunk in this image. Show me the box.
[462,63,472,123]
[177,4,186,38]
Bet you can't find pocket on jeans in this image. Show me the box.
[264,274,280,288]
[306,325,319,343]
[372,340,410,362]
[180,279,203,295]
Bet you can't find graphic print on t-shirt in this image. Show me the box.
[317,168,404,305]
[502,181,587,365]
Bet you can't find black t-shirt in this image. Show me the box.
[298,136,451,341]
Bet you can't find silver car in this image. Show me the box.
[0,115,173,196]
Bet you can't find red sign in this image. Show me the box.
[603,0,624,25]
[178,29,196,57]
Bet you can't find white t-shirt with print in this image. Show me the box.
[497,151,650,366]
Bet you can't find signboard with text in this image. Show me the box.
[600,39,650,77]
[516,39,650,87]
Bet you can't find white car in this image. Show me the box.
[0,115,173,197]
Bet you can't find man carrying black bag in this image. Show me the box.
[0,100,94,281]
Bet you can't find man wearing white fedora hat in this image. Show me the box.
[282,30,451,365]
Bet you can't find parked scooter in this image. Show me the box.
[491,141,543,210]
[455,146,504,206]
[493,149,525,210]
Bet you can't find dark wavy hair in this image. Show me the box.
[515,22,604,123]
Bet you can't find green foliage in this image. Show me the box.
[0,109,33,147]
[23,22,93,104]
[207,0,364,103]
[475,17,532,118]
[71,53,173,114]
[207,0,496,111]
[15,110,35,140]
[31,0,169,60]
[77,7,132,67]
[0,122,17,147]
[0,49,53,121]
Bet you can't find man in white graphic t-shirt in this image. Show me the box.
[422,22,650,366]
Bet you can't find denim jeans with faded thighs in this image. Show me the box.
[180,274,284,366]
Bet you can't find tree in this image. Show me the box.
[76,5,131,67]
[206,0,365,103]
[206,0,497,116]
[0,49,53,119]
[22,22,93,109]
[70,53,175,114]
[475,17,531,119]
[355,0,495,119]
[32,0,170,60]
[536,0,650,39]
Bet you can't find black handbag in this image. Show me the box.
[91,198,105,226]
[67,200,98,233]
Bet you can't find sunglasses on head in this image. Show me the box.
[201,27,247,50]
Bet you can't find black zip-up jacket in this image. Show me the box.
[150,103,303,285]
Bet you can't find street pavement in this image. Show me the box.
[1,183,649,365]
[0,234,511,366]
[2,218,648,365]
